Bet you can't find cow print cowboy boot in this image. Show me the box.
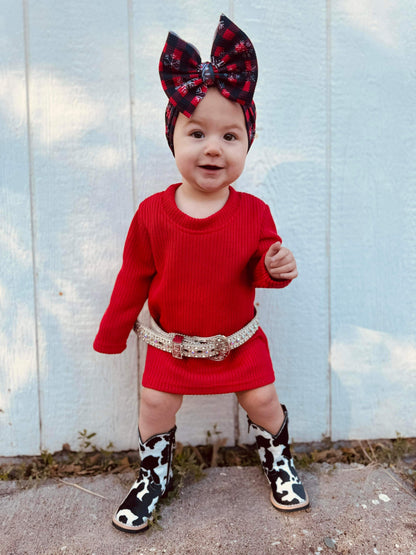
[248,405,309,512]
[112,426,176,533]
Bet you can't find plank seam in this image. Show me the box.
[127,0,137,211]
[22,0,42,453]
[326,0,333,440]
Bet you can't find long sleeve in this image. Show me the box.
[250,204,291,289]
[93,209,156,354]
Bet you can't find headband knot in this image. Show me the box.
[200,62,216,86]
[160,14,257,154]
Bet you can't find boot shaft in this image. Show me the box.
[248,405,292,466]
[138,426,176,487]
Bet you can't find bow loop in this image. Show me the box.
[159,32,206,116]
[209,16,258,105]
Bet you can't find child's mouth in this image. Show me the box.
[200,165,223,171]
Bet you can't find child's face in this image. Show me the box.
[173,88,248,198]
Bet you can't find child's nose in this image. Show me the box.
[204,136,221,156]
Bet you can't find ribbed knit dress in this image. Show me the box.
[93,183,291,394]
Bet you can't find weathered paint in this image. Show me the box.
[0,1,415,455]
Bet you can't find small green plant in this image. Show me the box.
[0,462,28,481]
[77,430,113,457]
[390,433,409,462]
[293,451,315,469]
[173,444,206,486]
[78,429,98,452]
[40,450,54,467]
[205,423,222,444]
[0,469,10,480]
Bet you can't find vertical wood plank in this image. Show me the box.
[235,1,329,442]
[25,0,138,452]
[0,2,40,455]
[330,2,416,439]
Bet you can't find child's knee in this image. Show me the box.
[237,384,279,413]
[140,387,183,417]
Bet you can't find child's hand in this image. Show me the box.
[264,242,298,281]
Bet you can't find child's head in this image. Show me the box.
[159,14,257,156]
[173,87,248,195]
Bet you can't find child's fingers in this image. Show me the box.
[269,263,298,280]
[276,270,298,280]
[271,261,296,274]
[267,241,282,257]
[269,248,293,266]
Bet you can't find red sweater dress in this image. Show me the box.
[93,183,291,394]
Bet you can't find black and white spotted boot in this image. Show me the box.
[112,426,176,533]
[248,405,309,512]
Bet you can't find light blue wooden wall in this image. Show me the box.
[1,1,415,455]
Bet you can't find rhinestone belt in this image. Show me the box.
[134,315,259,362]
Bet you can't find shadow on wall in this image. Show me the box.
[330,325,416,441]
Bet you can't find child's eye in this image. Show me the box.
[191,131,204,139]
[224,133,237,141]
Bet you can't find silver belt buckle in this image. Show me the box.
[209,335,231,361]
[172,335,184,359]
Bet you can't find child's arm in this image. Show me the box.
[250,203,294,289]
[264,242,298,281]
[93,209,155,354]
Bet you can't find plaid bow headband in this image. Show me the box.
[159,14,257,154]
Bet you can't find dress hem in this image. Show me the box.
[141,376,276,396]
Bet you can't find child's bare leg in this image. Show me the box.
[236,384,284,434]
[139,387,183,441]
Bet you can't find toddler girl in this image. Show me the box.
[94,14,309,533]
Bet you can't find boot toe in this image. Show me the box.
[270,487,310,512]
[112,511,150,533]
[112,479,162,533]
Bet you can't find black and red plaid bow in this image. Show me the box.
[159,14,258,118]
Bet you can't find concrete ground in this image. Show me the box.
[1,463,415,555]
